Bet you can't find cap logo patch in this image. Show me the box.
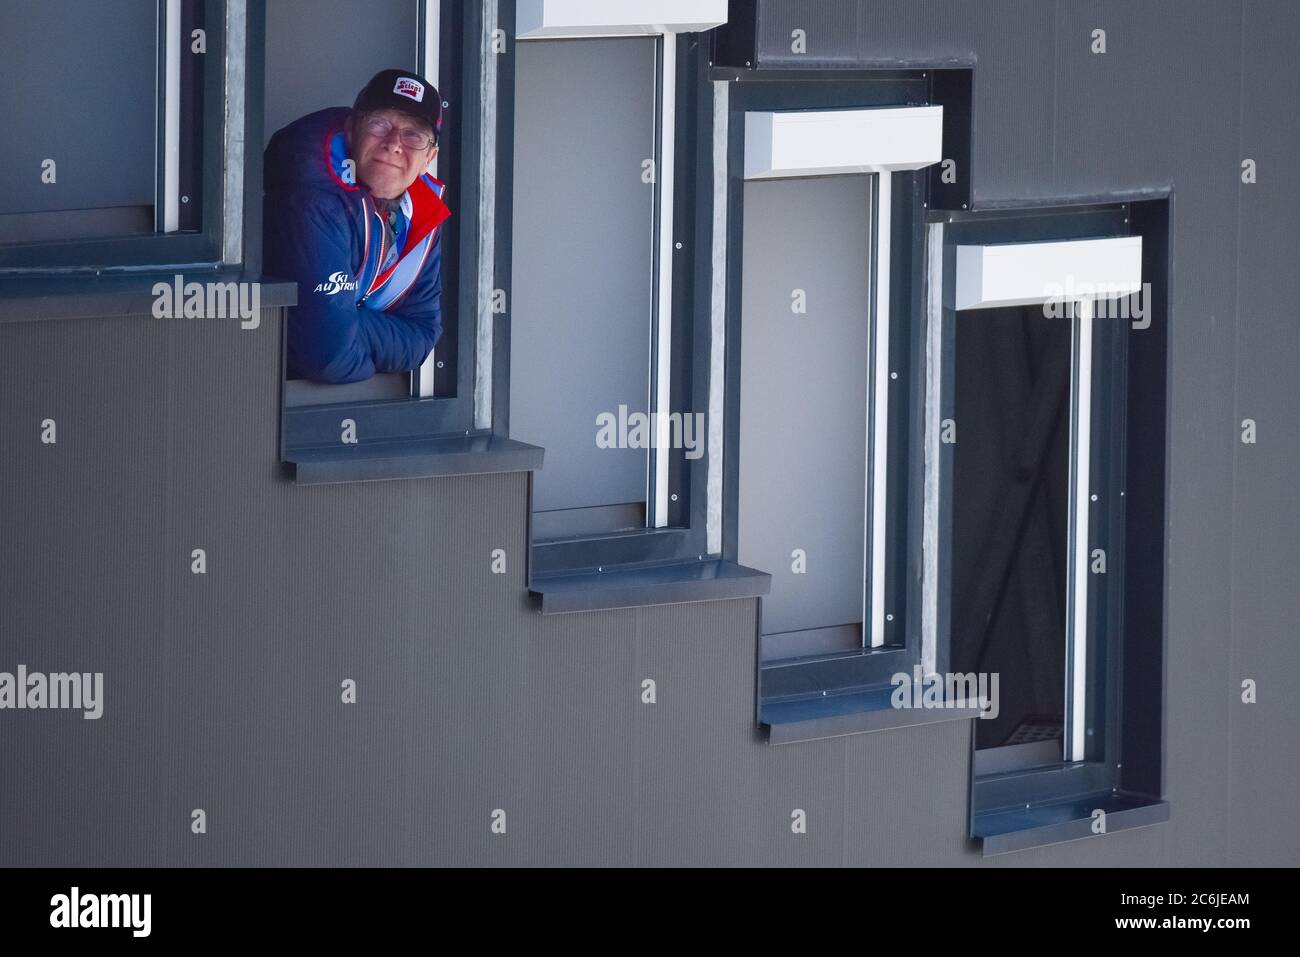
[393,77,425,102]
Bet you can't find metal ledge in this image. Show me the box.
[285,434,544,485]
[530,559,770,614]
[973,791,1170,857]
[762,685,984,745]
[0,273,296,323]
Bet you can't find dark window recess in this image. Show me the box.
[510,35,656,519]
[719,70,974,741]
[276,0,537,481]
[939,199,1173,856]
[503,25,761,610]
[952,305,1070,757]
[266,0,424,402]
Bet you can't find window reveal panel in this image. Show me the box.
[509,37,656,514]
[263,0,419,147]
[737,175,871,638]
[952,306,1070,752]
[0,0,157,219]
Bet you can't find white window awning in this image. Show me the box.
[954,236,1143,310]
[744,106,944,179]
[515,0,729,38]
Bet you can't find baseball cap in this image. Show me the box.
[353,69,443,144]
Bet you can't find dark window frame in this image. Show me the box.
[500,12,717,578]
[932,198,1171,836]
[716,69,937,702]
[278,0,494,455]
[0,0,228,273]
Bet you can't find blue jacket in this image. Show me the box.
[264,107,452,383]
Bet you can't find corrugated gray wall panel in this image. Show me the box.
[1054,2,1242,867]
[409,472,531,867]
[1227,0,1300,868]
[842,721,977,867]
[506,606,639,867]
[634,600,847,866]
[0,318,168,866]
[1051,3,1237,195]
[985,823,1169,868]
[754,0,1058,204]
[161,312,426,866]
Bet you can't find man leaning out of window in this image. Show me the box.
[264,69,450,383]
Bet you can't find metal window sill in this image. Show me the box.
[285,434,544,484]
[0,272,296,323]
[972,791,1170,857]
[761,684,985,745]
[529,559,770,614]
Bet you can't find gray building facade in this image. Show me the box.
[0,0,1296,867]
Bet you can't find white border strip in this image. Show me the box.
[1066,298,1094,763]
[744,106,943,179]
[473,0,498,430]
[650,35,675,527]
[865,174,890,648]
[162,0,182,233]
[221,0,246,265]
[705,79,728,556]
[515,0,728,38]
[954,236,1143,311]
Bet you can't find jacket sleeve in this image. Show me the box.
[358,229,443,374]
[278,189,441,383]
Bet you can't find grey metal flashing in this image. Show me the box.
[221,0,247,266]
[286,434,543,485]
[966,186,1174,213]
[474,0,500,431]
[921,221,943,675]
[0,274,296,323]
[973,761,1116,813]
[974,792,1170,857]
[763,685,983,745]
[530,559,769,614]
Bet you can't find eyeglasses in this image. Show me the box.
[362,116,436,151]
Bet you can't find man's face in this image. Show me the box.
[348,108,439,199]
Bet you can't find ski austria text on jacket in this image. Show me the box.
[264,107,452,383]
